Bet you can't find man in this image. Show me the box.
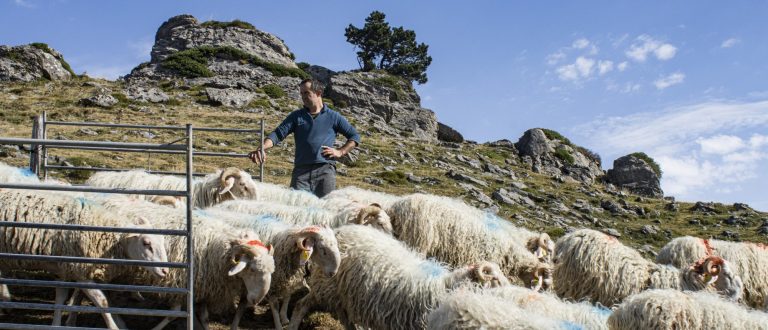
[248,79,360,198]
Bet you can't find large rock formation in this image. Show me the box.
[325,70,438,141]
[437,122,464,143]
[0,44,73,82]
[607,154,663,198]
[515,128,603,183]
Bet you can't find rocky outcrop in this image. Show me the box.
[0,44,73,82]
[606,154,663,198]
[514,128,603,183]
[150,15,296,68]
[437,122,464,143]
[326,71,437,141]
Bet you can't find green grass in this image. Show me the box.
[161,46,309,79]
[262,84,286,99]
[554,147,574,165]
[629,152,663,178]
[541,128,573,146]
[200,19,256,30]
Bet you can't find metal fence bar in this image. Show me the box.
[260,120,264,183]
[0,183,186,196]
[0,279,188,294]
[0,138,186,151]
[43,145,249,158]
[42,165,209,177]
[46,121,261,133]
[0,323,108,330]
[0,253,187,268]
[0,221,187,236]
[185,124,195,330]
[29,115,42,175]
[0,302,189,318]
[41,111,48,180]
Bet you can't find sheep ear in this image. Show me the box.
[239,230,258,241]
[228,256,248,276]
[267,244,274,256]
[134,216,151,226]
[369,203,382,209]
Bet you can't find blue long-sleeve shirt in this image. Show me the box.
[267,105,361,166]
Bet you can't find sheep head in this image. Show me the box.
[228,232,275,306]
[526,233,555,263]
[295,225,340,277]
[690,256,743,301]
[353,203,394,235]
[470,261,510,288]
[519,263,553,292]
[123,216,169,278]
[217,167,257,201]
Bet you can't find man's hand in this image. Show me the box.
[248,148,267,164]
[321,146,343,159]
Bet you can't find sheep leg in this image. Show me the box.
[286,295,311,330]
[0,282,10,316]
[279,294,292,325]
[151,303,182,330]
[81,287,123,330]
[268,298,283,330]
[65,289,84,326]
[52,287,69,326]
[194,303,209,330]
[230,292,248,330]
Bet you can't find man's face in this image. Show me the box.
[300,82,321,108]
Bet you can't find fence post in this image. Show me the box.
[29,115,43,176]
[185,124,195,330]
[260,119,265,182]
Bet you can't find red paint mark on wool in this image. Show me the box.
[302,225,322,233]
[247,240,266,249]
[701,239,715,256]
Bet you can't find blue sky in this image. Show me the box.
[2,1,767,211]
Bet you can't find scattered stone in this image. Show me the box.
[606,154,663,198]
[363,177,384,186]
[79,94,118,108]
[603,228,622,237]
[446,170,488,187]
[639,244,658,257]
[691,202,717,213]
[600,200,624,214]
[78,128,99,136]
[720,230,740,240]
[733,203,751,211]
[125,85,170,103]
[640,225,659,235]
[205,88,255,108]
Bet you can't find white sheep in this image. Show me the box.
[251,180,324,207]
[95,198,276,330]
[86,167,257,208]
[656,236,768,309]
[554,229,744,307]
[213,199,393,235]
[0,190,169,329]
[427,288,594,330]
[445,285,611,329]
[387,193,553,289]
[288,225,510,330]
[608,289,768,330]
[321,185,403,210]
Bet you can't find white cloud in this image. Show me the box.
[572,38,590,49]
[546,51,566,65]
[654,44,677,60]
[697,135,746,155]
[625,35,677,62]
[577,100,768,198]
[556,56,595,81]
[721,38,741,48]
[14,0,35,8]
[606,82,640,94]
[81,64,134,80]
[617,61,628,72]
[597,60,613,75]
[654,72,685,90]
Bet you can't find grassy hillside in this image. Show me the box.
[1,77,766,253]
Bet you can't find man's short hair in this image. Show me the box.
[300,78,325,96]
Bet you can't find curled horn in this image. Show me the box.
[228,255,248,276]
[354,204,381,225]
[691,256,724,286]
[218,167,242,195]
[295,226,321,251]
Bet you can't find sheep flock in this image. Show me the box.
[0,161,766,330]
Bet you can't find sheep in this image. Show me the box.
[608,289,768,330]
[387,193,553,288]
[0,190,169,329]
[94,198,276,330]
[427,288,591,330]
[440,285,611,330]
[85,167,256,208]
[321,185,403,210]
[657,236,768,309]
[212,199,393,235]
[288,225,510,330]
[251,180,324,207]
[554,229,744,307]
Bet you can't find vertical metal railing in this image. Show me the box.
[0,136,195,329]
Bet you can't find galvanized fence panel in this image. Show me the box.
[0,131,196,329]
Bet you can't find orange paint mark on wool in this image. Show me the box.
[701,239,715,256]
[246,240,266,249]
[302,225,322,233]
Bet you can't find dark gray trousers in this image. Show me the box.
[290,163,336,198]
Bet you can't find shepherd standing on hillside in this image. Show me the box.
[248,79,360,198]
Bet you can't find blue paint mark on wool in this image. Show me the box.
[593,305,612,316]
[419,259,447,277]
[193,209,211,218]
[19,168,36,177]
[75,197,95,207]
[560,321,584,330]
[482,212,502,231]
